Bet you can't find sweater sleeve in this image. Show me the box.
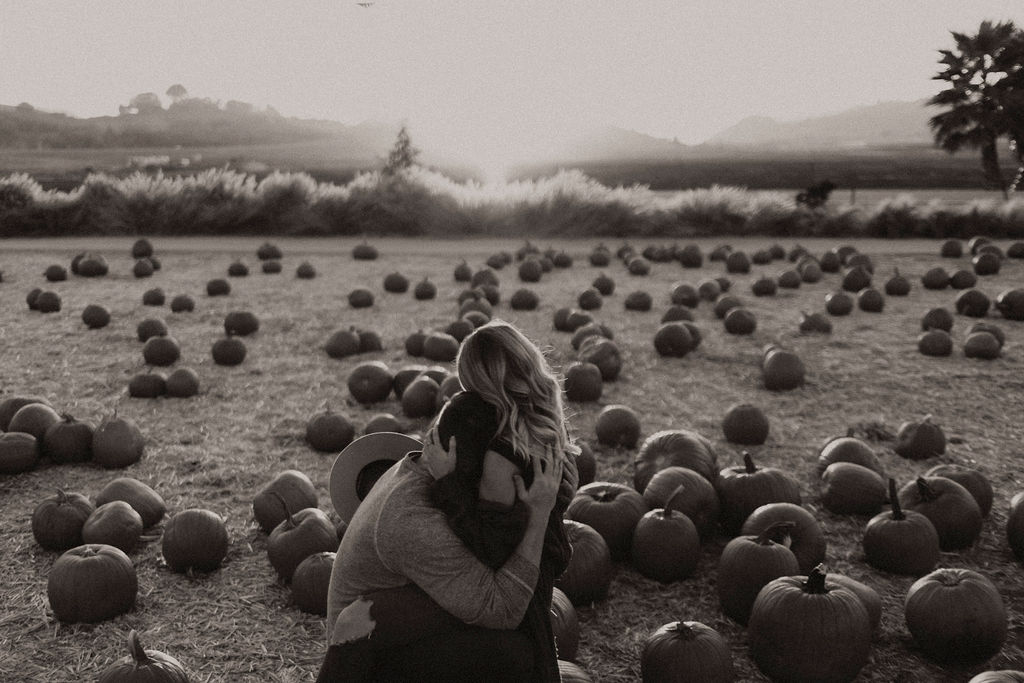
[376,492,540,630]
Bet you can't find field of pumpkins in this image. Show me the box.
[0,234,1023,682]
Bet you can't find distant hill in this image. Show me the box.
[705,99,936,149]
[550,125,693,161]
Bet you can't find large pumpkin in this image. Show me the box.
[82,501,144,554]
[32,489,95,552]
[48,544,138,623]
[898,476,983,551]
[761,345,805,391]
[716,452,802,536]
[740,502,826,573]
[748,566,871,683]
[92,413,145,468]
[893,415,945,460]
[347,361,395,405]
[630,486,700,582]
[717,520,800,624]
[0,431,40,474]
[292,551,336,615]
[211,336,247,365]
[97,630,190,682]
[641,620,734,683]
[550,587,579,662]
[8,402,62,440]
[555,519,613,606]
[862,479,940,576]
[595,404,641,449]
[305,408,356,453]
[641,466,719,540]
[634,429,717,491]
[578,336,622,381]
[1009,492,1024,561]
[96,477,166,528]
[567,482,649,561]
[904,568,1007,663]
[924,464,993,517]
[564,362,603,403]
[41,414,94,463]
[253,470,319,534]
[819,462,886,515]
[815,436,886,479]
[266,494,338,582]
[162,508,230,573]
[721,403,769,445]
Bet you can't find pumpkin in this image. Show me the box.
[48,544,137,623]
[133,259,155,278]
[724,251,751,273]
[470,268,499,289]
[968,672,1024,683]
[211,336,247,365]
[846,253,874,272]
[751,274,777,297]
[76,253,109,277]
[1009,491,1024,561]
[0,431,40,474]
[777,269,802,289]
[401,375,440,418]
[578,336,622,381]
[253,470,318,534]
[558,661,592,682]
[267,494,339,582]
[352,242,379,260]
[142,287,165,306]
[305,408,356,453]
[660,306,694,324]
[291,551,336,615]
[922,267,951,289]
[564,362,603,402]
[518,258,543,282]
[82,304,111,329]
[627,256,652,276]
[82,501,143,554]
[127,369,166,399]
[964,331,1001,359]
[717,520,799,624]
[96,477,166,528]
[716,453,802,537]
[263,259,282,273]
[721,404,769,445]
[640,620,734,683]
[8,402,61,440]
[206,278,230,296]
[670,283,700,307]
[1010,241,1024,258]
[422,332,460,362]
[973,251,1001,275]
[347,361,394,405]
[904,568,1007,663]
[819,250,841,272]
[799,260,823,283]
[575,287,601,311]
[392,364,428,398]
[816,436,886,479]
[591,272,614,296]
[165,367,200,398]
[940,239,963,257]
[137,318,168,342]
[709,244,732,262]
[921,307,954,332]
[924,464,993,517]
[26,287,42,310]
[485,252,508,270]
[170,294,195,312]
[995,288,1024,320]
[257,242,283,260]
[863,479,940,575]
[641,466,719,540]
[223,311,259,337]
[92,412,145,468]
[567,482,649,561]
[893,415,946,460]
[740,502,825,572]
[949,269,978,289]
[956,288,991,317]
[918,329,953,356]
[574,441,596,488]
[571,322,613,351]
[550,587,579,661]
[634,429,717,491]
[723,307,756,334]
[898,476,983,550]
[968,321,1005,348]
[761,345,805,391]
[132,238,154,258]
[630,486,700,582]
[748,565,871,683]
[820,462,887,515]
[969,236,992,254]
[856,287,884,312]
[555,520,613,606]
[348,288,374,308]
[824,290,853,316]
[0,395,52,430]
[884,268,911,295]
[32,489,95,552]
[383,271,410,293]
[712,295,742,320]
[325,328,361,359]
[453,260,472,281]
[296,261,317,279]
[841,265,872,292]
[162,508,229,573]
[142,336,181,367]
[363,413,403,435]
[624,290,653,311]
[510,288,540,310]
[589,248,611,267]
[652,323,693,357]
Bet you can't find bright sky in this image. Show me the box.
[1,1,1020,167]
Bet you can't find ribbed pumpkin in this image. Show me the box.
[995,288,1024,320]
[558,661,592,682]
[841,265,872,292]
[898,476,983,550]
[884,268,911,295]
[922,266,951,289]
[550,587,579,661]
[955,288,991,317]
[266,494,338,582]
[630,486,700,582]
[856,287,884,312]
[292,551,336,615]
[965,331,1001,359]
[595,404,641,449]
[721,404,769,445]
[9,402,62,440]
[973,251,1001,275]
[305,407,356,453]
[253,470,319,534]
[815,436,886,479]
[92,412,145,468]
[555,520,613,606]
[346,361,394,405]
[950,268,978,289]
[924,464,993,517]
[211,335,247,366]
[723,307,757,334]
[82,501,144,553]
[671,282,700,307]
[0,431,40,474]
[824,290,854,316]
[0,395,51,430]
[761,345,805,391]
[578,336,622,381]
[48,544,137,623]
[42,414,94,463]
[624,290,653,311]
[904,568,1007,663]
[921,307,954,331]
[97,630,190,682]
[32,489,95,552]
[564,362,603,402]
[820,462,887,515]
[421,332,459,362]
[1009,492,1024,561]
[717,521,800,624]
[653,323,693,357]
[162,508,229,573]
[863,479,940,576]
[641,621,734,683]
[96,477,166,528]
[968,321,1005,348]
[918,329,953,356]
[401,375,440,418]
[969,671,1024,683]
[716,452,802,536]
[567,482,649,561]
[634,429,717,490]
[748,566,871,683]
[740,502,826,573]
[257,241,283,260]
[641,466,719,540]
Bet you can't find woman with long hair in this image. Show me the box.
[320,319,579,682]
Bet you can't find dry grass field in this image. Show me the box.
[0,236,1022,681]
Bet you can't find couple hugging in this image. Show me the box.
[318,320,581,682]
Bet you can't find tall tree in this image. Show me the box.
[383,125,420,175]
[929,20,1024,198]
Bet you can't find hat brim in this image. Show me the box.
[330,432,422,524]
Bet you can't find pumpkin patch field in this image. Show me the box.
[1,235,1023,682]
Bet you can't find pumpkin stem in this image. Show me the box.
[756,521,795,546]
[669,621,698,640]
[893,267,900,276]
[56,488,68,504]
[128,630,151,665]
[921,414,933,424]
[742,451,757,474]
[269,490,297,528]
[888,479,904,520]
[915,477,937,502]
[661,485,686,518]
[61,412,75,423]
[802,564,829,594]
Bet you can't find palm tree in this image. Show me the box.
[929,20,1024,198]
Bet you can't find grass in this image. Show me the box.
[0,236,1022,681]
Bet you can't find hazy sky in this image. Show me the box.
[1,1,1020,164]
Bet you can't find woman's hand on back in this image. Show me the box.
[513,445,563,519]
[421,427,457,480]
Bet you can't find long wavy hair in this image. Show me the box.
[455,319,579,463]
